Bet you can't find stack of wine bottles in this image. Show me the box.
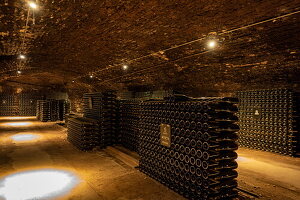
[65,113,78,126]
[36,99,69,122]
[83,93,104,120]
[49,99,59,121]
[36,100,51,122]
[102,92,118,146]
[139,97,239,200]
[237,88,299,156]
[0,95,18,116]
[83,92,118,148]
[67,117,100,151]
[0,93,40,116]
[119,100,141,152]
[58,100,70,121]
[19,93,39,116]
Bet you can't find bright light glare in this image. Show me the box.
[19,54,26,59]
[237,156,248,162]
[0,169,79,200]
[1,122,32,127]
[207,40,217,48]
[122,65,128,70]
[28,2,38,9]
[17,70,22,74]
[11,134,39,142]
[89,75,93,78]
[0,116,35,120]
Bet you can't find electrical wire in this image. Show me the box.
[17,1,37,74]
[97,49,212,85]
[18,5,32,74]
[219,9,300,35]
[86,9,300,84]
[21,9,31,52]
[74,8,300,81]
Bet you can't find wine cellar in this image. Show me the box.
[0,1,299,200]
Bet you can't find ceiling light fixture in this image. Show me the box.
[122,65,128,70]
[19,54,26,59]
[28,1,38,9]
[207,40,217,49]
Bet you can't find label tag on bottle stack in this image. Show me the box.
[160,124,171,147]
[253,106,261,119]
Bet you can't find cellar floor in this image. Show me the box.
[0,116,299,200]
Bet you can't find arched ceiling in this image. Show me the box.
[1,0,300,95]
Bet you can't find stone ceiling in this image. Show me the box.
[0,0,299,96]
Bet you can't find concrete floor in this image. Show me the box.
[237,148,300,200]
[0,117,299,200]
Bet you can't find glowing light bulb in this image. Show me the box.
[19,54,26,59]
[123,65,128,70]
[28,2,38,9]
[89,75,93,78]
[207,40,217,49]
[17,70,22,74]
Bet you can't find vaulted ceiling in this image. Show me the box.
[1,0,300,96]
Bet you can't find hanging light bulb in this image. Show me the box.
[207,40,217,49]
[19,54,26,59]
[122,65,128,70]
[28,2,38,9]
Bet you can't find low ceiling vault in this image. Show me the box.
[0,0,299,95]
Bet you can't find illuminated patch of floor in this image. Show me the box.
[10,134,40,142]
[1,122,32,127]
[0,117,36,120]
[237,156,248,162]
[0,169,79,200]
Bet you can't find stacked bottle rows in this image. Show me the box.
[36,99,69,122]
[83,92,118,148]
[119,100,141,152]
[49,100,59,121]
[65,113,78,126]
[36,100,51,122]
[0,94,40,116]
[102,92,118,146]
[0,95,18,116]
[67,117,100,151]
[83,93,104,120]
[58,100,70,121]
[139,97,239,200]
[18,93,39,116]
[236,89,299,156]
